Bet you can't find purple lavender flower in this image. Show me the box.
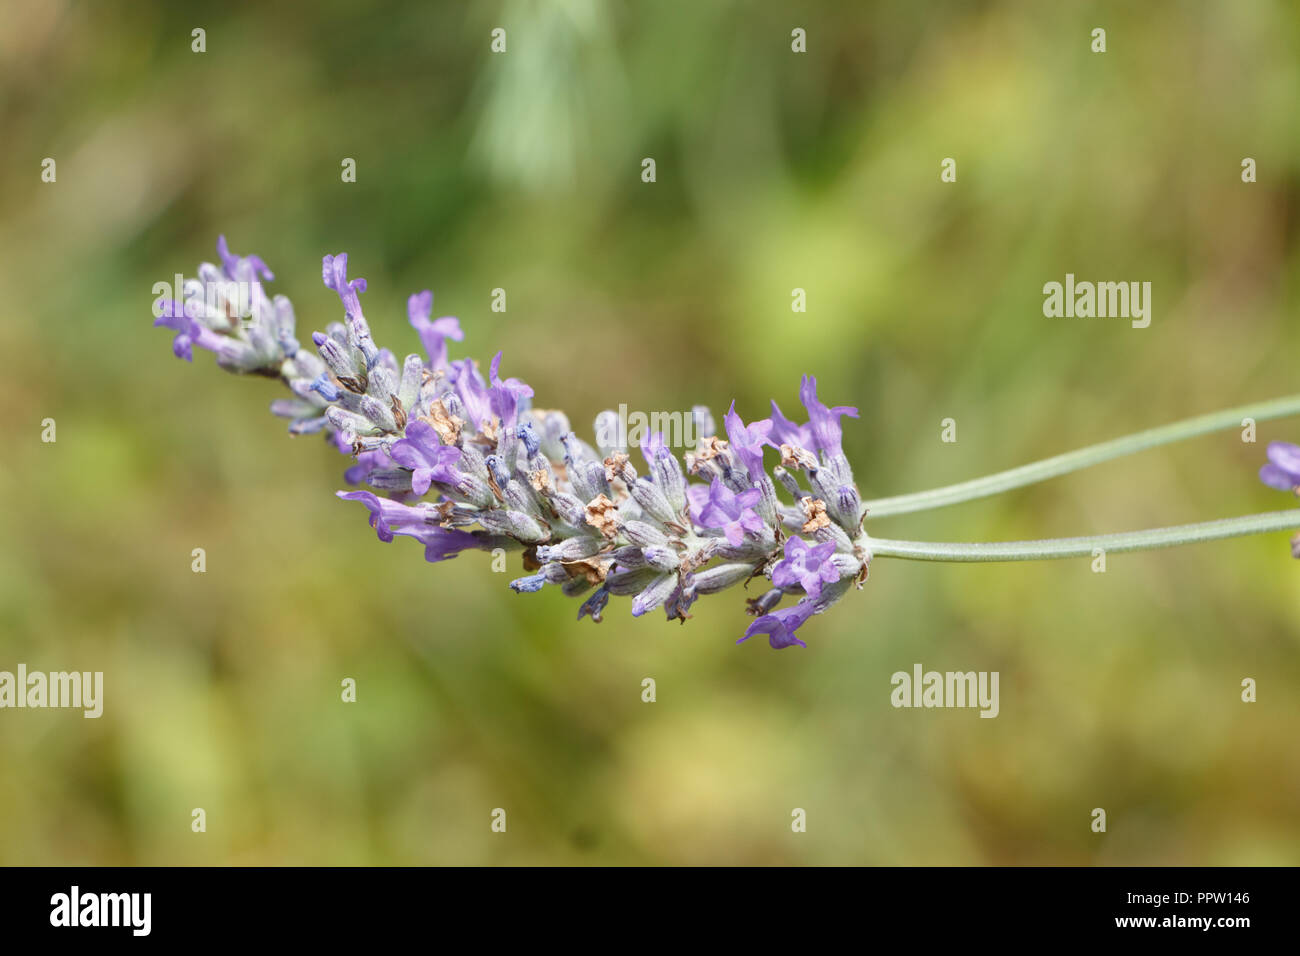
[322,253,366,317]
[152,299,206,361]
[771,536,839,599]
[343,449,394,486]
[724,401,776,477]
[153,238,871,648]
[768,376,859,459]
[738,599,816,649]
[153,296,265,370]
[336,490,429,543]
[800,375,858,457]
[692,477,765,546]
[216,234,273,282]
[449,358,492,430]
[337,489,483,561]
[397,523,484,562]
[768,399,814,450]
[1259,441,1300,493]
[408,291,464,370]
[389,420,462,495]
[487,351,534,431]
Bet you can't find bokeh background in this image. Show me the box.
[1,0,1298,865]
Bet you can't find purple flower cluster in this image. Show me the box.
[153,239,872,648]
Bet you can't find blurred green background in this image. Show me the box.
[2,0,1298,865]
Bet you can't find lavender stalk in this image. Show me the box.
[867,509,1300,562]
[863,395,1300,518]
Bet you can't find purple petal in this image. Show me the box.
[771,562,800,591]
[724,401,775,476]
[322,253,366,315]
[738,601,815,649]
[686,483,711,523]
[343,449,393,485]
[487,351,534,431]
[449,358,491,429]
[1266,441,1300,476]
[215,235,273,282]
[408,291,464,369]
[641,430,667,467]
[1259,463,1297,492]
[798,375,858,457]
[769,399,813,449]
[336,489,422,543]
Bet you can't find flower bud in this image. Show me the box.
[517,421,541,458]
[313,331,366,393]
[536,536,603,563]
[665,580,697,620]
[622,520,669,549]
[545,491,587,529]
[304,373,338,404]
[359,393,397,432]
[694,562,757,594]
[630,477,677,525]
[834,484,863,530]
[326,405,381,437]
[594,410,625,457]
[812,520,856,553]
[366,363,397,405]
[499,479,537,516]
[749,587,784,616]
[829,553,864,579]
[606,566,662,596]
[287,416,328,435]
[772,465,805,502]
[272,294,300,355]
[631,573,677,617]
[510,562,567,593]
[398,354,424,410]
[478,509,548,544]
[642,547,681,572]
[484,454,514,489]
[650,448,687,515]
[577,586,611,622]
[365,469,414,492]
[611,546,648,568]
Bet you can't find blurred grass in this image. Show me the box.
[1,0,1298,864]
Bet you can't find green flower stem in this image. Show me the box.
[862,393,1300,519]
[866,508,1300,562]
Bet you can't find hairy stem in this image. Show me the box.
[862,393,1300,518]
[867,509,1300,562]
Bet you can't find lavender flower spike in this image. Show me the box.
[151,239,873,648]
